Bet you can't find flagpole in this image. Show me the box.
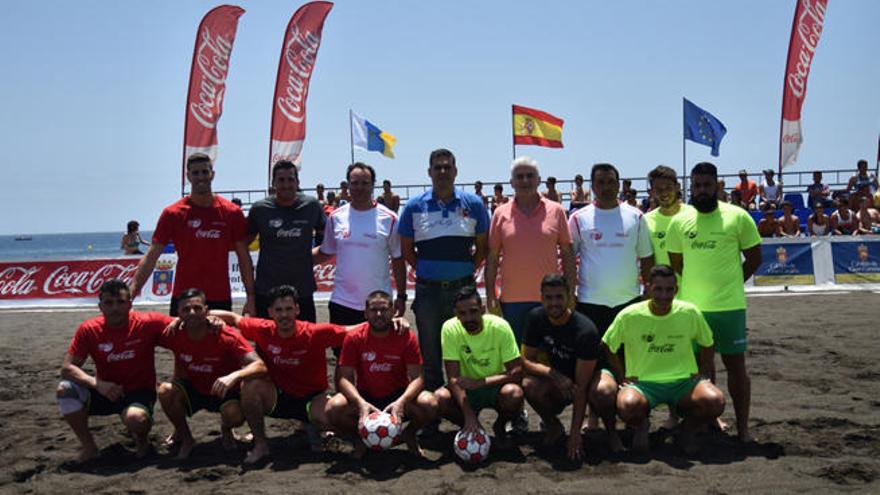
[349,109,355,165]
[511,105,516,161]
[682,98,687,196]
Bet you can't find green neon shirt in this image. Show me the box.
[645,204,692,267]
[441,314,520,380]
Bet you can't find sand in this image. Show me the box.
[1,292,879,494]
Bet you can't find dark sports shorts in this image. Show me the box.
[173,378,240,417]
[268,388,323,422]
[361,388,406,411]
[88,388,156,419]
[466,386,501,412]
[169,297,232,317]
[577,296,642,368]
[328,301,365,357]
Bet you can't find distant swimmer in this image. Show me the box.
[57,279,173,462]
[120,220,149,255]
[157,288,268,460]
[129,153,255,316]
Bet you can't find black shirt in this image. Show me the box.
[523,307,600,380]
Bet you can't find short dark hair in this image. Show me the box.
[429,148,456,167]
[126,220,139,233]
[546,176,556,183]
[540,273,569,293]
[267,285,299,306]
[648,165,677,187]
[857,159,868,168]
[346,162,376,183]
[574,174,583,181]
[649,264,676,282]
[186,153,212,171]
[271,160,299,181]
[453,285,480,306]
[590,163,619,183]
[691,162,718,180]
[365,290,392,308]
[99,279,130,300]
[475,180,483,187]
[178,288,206,304]
[494,183,504,191]
[382,179,391,187]
[781,200,793,209]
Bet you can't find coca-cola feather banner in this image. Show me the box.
[181,5,245,194]
[268,1,333,182]
[779,0,828,170]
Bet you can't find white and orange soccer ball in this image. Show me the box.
[359,411,401,451]
[453,428,491,463]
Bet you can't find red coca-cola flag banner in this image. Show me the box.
[268,1,333,182]
[182,5,245,194]
[779,0,828,171]
[0,259,139,300]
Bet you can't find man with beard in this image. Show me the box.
[667,162,762,442]
[247,160,326,321]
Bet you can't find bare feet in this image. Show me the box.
[403,430,425,458]
[677,429,699,456]
[175,436,195,460]
[737,428,754,444]
[75,444,99,464]
[542,418,564,446]
[660,410,680,431]
[714,417,730,432]
[221,428,238,452]
[162,432,178,448]
[631,421,650,453]
[134,436,151,459]
[244,439,270,465]
[607,430,624,454]
[351,439,367,460]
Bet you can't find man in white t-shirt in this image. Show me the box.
[568,162,654,429]
[316,162,408,324]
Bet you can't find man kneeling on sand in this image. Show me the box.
[57,279,173,462]
[325,290,439,458]
[602,265,725,454]
[157,288,268,460]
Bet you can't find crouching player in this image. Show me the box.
[435,286,523,448]
[602,265,725,453]
[57,279,172,462]
[325,291,438,458]
[521,274,621,460]
[157,288,268,460]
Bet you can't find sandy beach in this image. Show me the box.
[1,292,878,494]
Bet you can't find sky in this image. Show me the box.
[1,0,878,235]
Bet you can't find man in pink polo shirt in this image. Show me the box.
[485,156,576,433]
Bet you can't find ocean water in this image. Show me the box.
[0,231,154,262]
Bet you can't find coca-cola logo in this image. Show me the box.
[276,228,302,238]
[195,229,222,239]
[188,363,213,373]
[0,266,40,296]
[368,362,393,373]
[44,264,137,296]
[190,27,234,129]
[786,0,826,100]
[107,349,135,362]
[276,24,321,124]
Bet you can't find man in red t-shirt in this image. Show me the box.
[157,288,267,460]
[734,169,759,210]
[129,153,256,316]
[57,279,173,463]
[325,290,438,458]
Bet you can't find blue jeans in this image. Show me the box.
[412,280,468,391]
[501,302,541,345]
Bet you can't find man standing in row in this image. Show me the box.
[130,153,255,315]
[668,162,762,442]
[399,149,490,399]
[247,160,325,321]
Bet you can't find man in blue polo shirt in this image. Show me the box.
[399,148,490,400]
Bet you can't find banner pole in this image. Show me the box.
[349,109,355,165]
[511,105,516,161]
[682,98,687,196]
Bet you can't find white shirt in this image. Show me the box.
[568,203,653,306]
[320,203,402,310]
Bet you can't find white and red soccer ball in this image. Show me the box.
[453,428,491,463]
[359,411,401,450]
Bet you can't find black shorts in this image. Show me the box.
[361,389,406,411]
[169,297,232,317]
[268,389,322,422]
[88,389,156,419]
[576,296,642,338]
[173,379,240,417]
[255,293,317,323]
[328,302,366,325]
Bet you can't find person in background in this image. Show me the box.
[121,220,150,255]
[831,194,857,235]
[542,176,561,203]
[315,183,326,206]
[806,171,832,208]
[847,159,879,203]
[338,180,351,206]
[569,174,590,212]
[717,179,729,203]
[758,204,779,238]
[491,183,509,213]
[778,201,801,238]
[377,179,401,212]
[758,169,783,211]
[808,202,830,236]
[855,195,880,235]
[734,169,758,210]
[474,180,489,207]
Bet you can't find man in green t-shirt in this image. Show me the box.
[644,165,690,267]
[602,265,725,454]
[667,162,762,443]
[435,286,523,447]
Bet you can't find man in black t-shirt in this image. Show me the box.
[247,161,325,321]
[522,274,622,459]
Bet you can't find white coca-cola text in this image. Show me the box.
[786,0,826,100]
[190,27,234,129]
[44,264,137,296]
[195,229,222,239]
[0,266,40,296]
[276,24,321,124]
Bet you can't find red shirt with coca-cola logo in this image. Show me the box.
[158,325,253,396]
[338,323,422,399]
[152,195,247,300]
[237,317,346,397]
[68,311,173,392]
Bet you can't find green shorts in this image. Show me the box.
[701,309,747,355]
[625,376,704,412]
[466,386,500,412]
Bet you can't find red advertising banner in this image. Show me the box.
[268,1,333,180]
[182,5,245,194]
[0,259,139,300]
[779,0,828,170]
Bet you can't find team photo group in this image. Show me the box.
[59,149,762,468]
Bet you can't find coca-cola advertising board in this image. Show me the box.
[268,2,333,176]
[182,5,245,192]
[0,259,139,303]
[779,0,828,169]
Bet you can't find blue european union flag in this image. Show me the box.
[683,98,727,157]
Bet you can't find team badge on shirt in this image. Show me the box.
[98,343,113,353]
[152,259,175,296]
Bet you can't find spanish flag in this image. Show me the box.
[512,104,564,148]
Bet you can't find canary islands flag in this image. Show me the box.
[351,111,396,158]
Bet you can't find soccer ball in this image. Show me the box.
[453,428,491,463]
[359,411,401,451]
